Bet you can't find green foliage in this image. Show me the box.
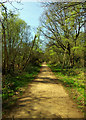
[41,2,85,68]
[1,5,44,75]
[2,64,41,106]
[1,5,44,113]
[49,64,85,111]
[1,2,85,114]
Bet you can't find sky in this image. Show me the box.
[19,2,43,28]
[4,1,46,50]
[5,1,44,29]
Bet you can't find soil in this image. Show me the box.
[4,62,84,119]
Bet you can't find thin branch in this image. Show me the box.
[8,1,23,11]
[0,1,8,4]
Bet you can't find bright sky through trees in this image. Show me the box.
[1,2,85,117]
[5,2,44,28]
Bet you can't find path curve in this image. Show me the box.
[6,62,84,118]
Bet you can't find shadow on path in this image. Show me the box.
[3,62,84,119]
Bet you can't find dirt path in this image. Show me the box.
[6,62,84,118]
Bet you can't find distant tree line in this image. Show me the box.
[1,2,44,75]
[40,2,85,68]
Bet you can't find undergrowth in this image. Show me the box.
[2,64,41,110]
[48,64,85,112]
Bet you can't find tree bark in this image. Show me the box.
[22,35,37,70]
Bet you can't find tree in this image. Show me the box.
[1,4,33,74]
[40,2,85,68]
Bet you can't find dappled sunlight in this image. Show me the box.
[5,63,84,118]
[2,1,85,119]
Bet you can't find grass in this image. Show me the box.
[48,64,85,112]
[2,64,41,110]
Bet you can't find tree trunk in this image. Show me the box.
[22,35,37,70]
[2,23,8,74]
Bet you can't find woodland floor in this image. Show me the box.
[4,62,84,119]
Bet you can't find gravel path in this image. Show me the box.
[6,62,84,118]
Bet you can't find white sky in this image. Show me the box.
[1,0,85,2]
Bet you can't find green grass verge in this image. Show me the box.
[2,64,41,110]
[48,64,85,112]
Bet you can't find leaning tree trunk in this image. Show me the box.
[22,35,37,70]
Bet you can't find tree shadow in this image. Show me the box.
[34,77,59,84]
[3,88,62,118]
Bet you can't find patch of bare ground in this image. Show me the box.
[4,62,84,119]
